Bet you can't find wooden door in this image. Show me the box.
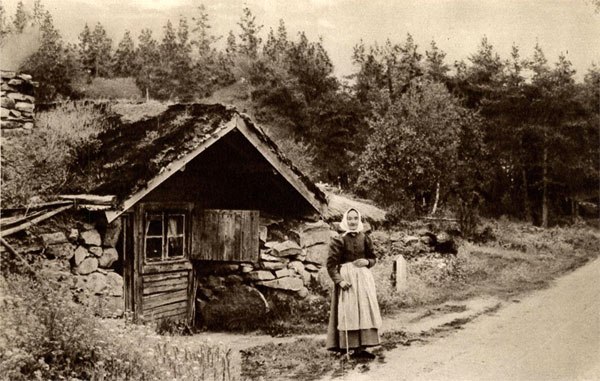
[134,203,194,323]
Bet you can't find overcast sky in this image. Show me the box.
[4,0,599,80]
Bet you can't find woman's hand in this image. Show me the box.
[352,258,369,268]
[338,280,352,290]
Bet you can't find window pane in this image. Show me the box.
[146,215,163,236]
[168,236,184,257]
[146,237,163,260]
[167,215,184,236]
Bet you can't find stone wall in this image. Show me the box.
[36,218,125,318]
[194,217,339,328]
[1,70,36,134]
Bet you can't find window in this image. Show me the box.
[145,212,186,261]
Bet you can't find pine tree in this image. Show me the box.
[90,22,112,77]
[0,4,10,42]
[225,30,237,55]
[21,11,76,100]
[425,40,449,83]
[32,0,45,26]
[12,1,29,33]
[78,23,93,75]
[112,30,136,77]
[262,28,277,60]
[275,19,288,52]
[192,4,218,58]
[135,28,159,100]
[237,7,262,58]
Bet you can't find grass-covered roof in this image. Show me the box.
[61,102,326,211]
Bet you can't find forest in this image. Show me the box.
[1,0,598,229]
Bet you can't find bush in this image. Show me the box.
[1,103,109,206]
[0,273,236,380]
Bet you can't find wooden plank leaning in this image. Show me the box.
[1,204,73,238]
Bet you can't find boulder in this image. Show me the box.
[299,220,332,247]
[240,263,254,273]
[305,243,329,266]
[1,71,16,79]
[14,102,34,113]
[80,229,102,246]
[274,268,293,278]
[256,277,304,291]
[402,235,420,245]
[85,272,108,295]
[260,261,286,271]
[200,285,269,330]
[73,246,88,266]
[7,78,23,86]
[1,107,11,118]
[98,248,119,268]
[103,218,122,248]
[1,96,15,109]
[260,251,283,262]
[198,287,213,300]
[265,241,278,249]
[316,267,334,291]
[305,263,319,272]
[435,232,458,254]
[88,246,103,257]
[270,240,302,257]
[299,269,311,285]
[259,226,268,242]
[18,73,33,81]
[68,228,79,241]
[46,243,74,260]
[225,274,244,286]
[23,122,33,130]
[76,257,98,275]
[297,287,309,299]
[246,270,275,281]
[287,260,305,274]
[207,275,224,289]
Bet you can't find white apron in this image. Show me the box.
[337,262,382,331]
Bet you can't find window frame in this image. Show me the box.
[143,208,189,263]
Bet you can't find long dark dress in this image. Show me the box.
[326,231,380,351]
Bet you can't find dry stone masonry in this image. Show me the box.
[1,70,36,134]
[36,219,125,318]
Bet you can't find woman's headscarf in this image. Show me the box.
[339,208,364,235]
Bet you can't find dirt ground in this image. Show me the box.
[341,258,600,381]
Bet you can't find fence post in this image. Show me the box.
[393,255,408,292]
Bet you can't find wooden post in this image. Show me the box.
[393,255,408,292]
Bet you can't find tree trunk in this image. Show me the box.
[431,182,440,215]
[521,168,533,223]
[542,144,549,228]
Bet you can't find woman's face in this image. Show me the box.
[347,210,359,230]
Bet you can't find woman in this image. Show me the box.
[326,208,382,358]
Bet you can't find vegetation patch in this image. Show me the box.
[0,273,236,381]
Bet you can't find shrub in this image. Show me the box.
[0,273,236,380]
[1,103,109,206]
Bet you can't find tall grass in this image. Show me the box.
[371,221,599,314]
[1,103,108,206]
[0,273,237,381]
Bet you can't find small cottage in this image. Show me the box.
[59,103,329,324]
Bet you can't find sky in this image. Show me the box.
[3,0,600,81]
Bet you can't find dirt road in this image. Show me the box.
[345,258,600,381]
